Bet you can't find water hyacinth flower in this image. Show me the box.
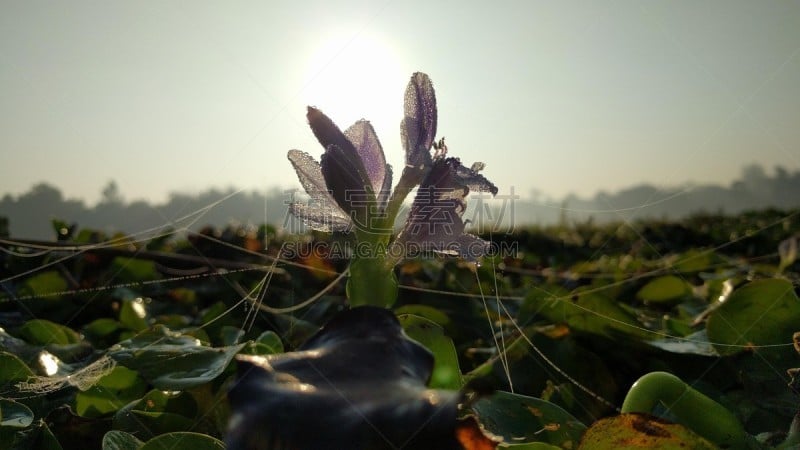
[287,72,497,307]
[288,107,392,233]
[393,149,498,262]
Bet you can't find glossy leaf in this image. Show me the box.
[84,318,122,342]
[471,391,586,448]
[636,275,691,305]
[241,330,284,356]
[398,313,464,389]
[226,306,469,450]
[102,430,144,450]
[395,304,452,328]
[706,279,800,356]
[19,270,68,299]
[0,398,34,428]
[112,390,198,440]
[647,330,718,356]
[220,326,245,346]
[109,325,245,390]
[75,365,147,417]
[0,350,34,385]
[119,298,149,332]
[18,319,82,345]
[139,432,224,450]
[108,257,160,284]
[533,288,651,341]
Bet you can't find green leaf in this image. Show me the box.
[472,391,586,447]
[84,318,122,338]
[0,351,35,385]
[29,420,64,450]
[18,319,82,345]
[109,325,245,390]
[636,275,691,305]
[119,298,149,332]
[398,314,463,389]
[648,330,718,356]
[220,326,245,346]
[112,390,199,440]
[518,285,570,324]
[706,279,800,356]
[532,288,651,340]
[84,318,123,348]
[118,410,195,438]
[109,257,160,284]
[139,432,224,450]
[75,365,147,418]
[102,430,144,450]
[673,250,716,273]
[241,330,284,356]
[394,304,451,328]
[19,271,68,299]
[0,398,34,428]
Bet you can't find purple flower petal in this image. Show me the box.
[396,158,496,261]
[307,106,359,161]
[320,144,369,216]
[287,150,352,231]
[401,73,437,169]
[377,164,393,210]
[308,107,388,217]
[451,159,498,196]
[287,150,335,202]
[344,120,388,198]
[288,201,352,232]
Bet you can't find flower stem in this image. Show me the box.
[344,167,427,308]
[346,256,398,308]
[621,371,752,449]
[380,166,423,234]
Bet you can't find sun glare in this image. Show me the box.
[301,32,406,141]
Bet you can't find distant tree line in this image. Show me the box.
[503,163,800,228]
[1,163,800,239]
[0,181,296,240]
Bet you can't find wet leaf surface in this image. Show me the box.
[108,325,245,390]
[706,279,800,356]
[101,430,144,450]
[471,391,586,448]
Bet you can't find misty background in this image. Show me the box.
[3,3,799,212]
[2,162,798,240]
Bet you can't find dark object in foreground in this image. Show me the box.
[226,306,493,450]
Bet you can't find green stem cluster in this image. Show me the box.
[621,371,754,449]
[346,167,424,308]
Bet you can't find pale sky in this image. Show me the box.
[1,1,799,206]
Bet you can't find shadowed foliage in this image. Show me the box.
[226,306,481,450]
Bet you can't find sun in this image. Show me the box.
[301,32,406,145]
